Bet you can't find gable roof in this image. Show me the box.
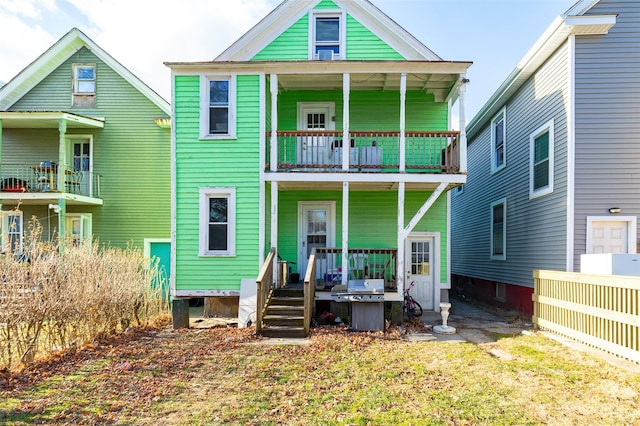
[0,28,170,115]
[215,0,441,61]
[466,0,616,140]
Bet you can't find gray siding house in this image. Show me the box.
[451,0,637,314]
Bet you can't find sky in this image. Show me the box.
[0,0,579,122]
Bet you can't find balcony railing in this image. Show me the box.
[312,247,398,291]
[0,164,101,198]
[266,130,459,173]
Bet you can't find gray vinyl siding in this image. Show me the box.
[452,42,570,288]
[573,0,640,269]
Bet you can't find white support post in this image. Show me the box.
[458,75,468,173]
[342,181,349,285]
[270,74,279,172]
[343,73,350,171]
[271,181,279,283]
[397,181,405,294]
[58,118,67,239]
[399,73,407,172]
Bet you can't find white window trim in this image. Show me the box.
[529,119,555,199]
[200,75,236,140]
[490,198,506,260]
[586,216,637,255]
[308,10,346,60]
[72,63,96,95]
[66,213,93,246]
[199,187,236,257]
[491,107,506,174]
[1,210,23,253]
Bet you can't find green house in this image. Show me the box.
[167,0,471,333]
[0,28,171,267]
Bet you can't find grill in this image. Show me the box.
[331,279,385,331]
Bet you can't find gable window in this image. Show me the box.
[72,64,96,107]
[310,11,345,60]
[530,119,554,199]
[491,108,506,173]
[200,76,236,139]
[1,211,23,253]
[490,199,506,260]
[199,187,236,256]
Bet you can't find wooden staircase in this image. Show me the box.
[259,287,307,338]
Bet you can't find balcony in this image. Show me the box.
[0,163,102,205]
[266,130,459,173]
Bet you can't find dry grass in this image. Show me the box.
[0,216,170,370]
[1,324,640,425]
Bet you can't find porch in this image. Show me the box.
[267,130,459,173]
[0,163,101,200]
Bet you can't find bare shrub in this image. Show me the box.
[0,217,170,370]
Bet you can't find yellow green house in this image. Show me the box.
[167,0,471,334]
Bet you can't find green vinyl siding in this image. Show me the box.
[315,0,340,9]
[252,16,309,61]
[278,190,447,278]
[174,74,261,291]
[346,16,404,60]
[8,47,170,250]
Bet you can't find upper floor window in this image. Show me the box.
[199,187,236,256]
[490,198,506,260]
[72,64,96,107]
[1,211,23,253]
[491,108,506,173]
[530,119,554,199]
[200,76,236,139]
[310,11,345,60]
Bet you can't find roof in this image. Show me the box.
[0,28,170,115]
[215,0,442,62]
[466,0,616,140]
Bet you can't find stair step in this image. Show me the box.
[259,326,307,338]
[270,296,304,306]
[273,288,304,297]
[264,316,304,327]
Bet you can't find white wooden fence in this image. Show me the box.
[533,270,640,364]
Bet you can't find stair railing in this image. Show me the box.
[303,248,317,335]
[256,247,276,333]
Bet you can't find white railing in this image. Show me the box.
[533,270,640,364]
[0,163,101,198]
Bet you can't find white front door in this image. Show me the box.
[298,202,335,278]
[406,235,436,310]
[590,220,630,254]
[67,137,92,196]
[297,103,334,166]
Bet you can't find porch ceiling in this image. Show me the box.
[277,73,459,102]
[0,112,105,129]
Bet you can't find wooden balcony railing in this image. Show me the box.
[266,130,459,173]
[312,247,398,291]
[0,163,101,198]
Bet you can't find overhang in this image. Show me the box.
[0,111,105,129]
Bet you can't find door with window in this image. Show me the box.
[66,214,92,247]
[298,202,335,278]
[68,137,92,196]
[406,235,436,311]
[297,103,334,166]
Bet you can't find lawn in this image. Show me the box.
[1,323,640,425]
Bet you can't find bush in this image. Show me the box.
[0,217,170,370]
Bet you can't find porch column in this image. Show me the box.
[342,73,350,171]
[271,181,278,282]
[270,74,278,172]
[0,118,3,164]
[58,118,67,239]
[458,75,468,173]
[342,181,349,285]
[397,181,405,294]
[399,73,407,172]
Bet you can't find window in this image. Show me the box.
[310,11,344,59]
[1,211,23,253]
[530,119,554,199]
[200,76,236,139]
[495,283,506,302]
[199,187,236,256]
[454,184,464,195]
[490,199,506,260]
[66,213,92,247]
[73,64,96,94]
[491,108,506,173]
